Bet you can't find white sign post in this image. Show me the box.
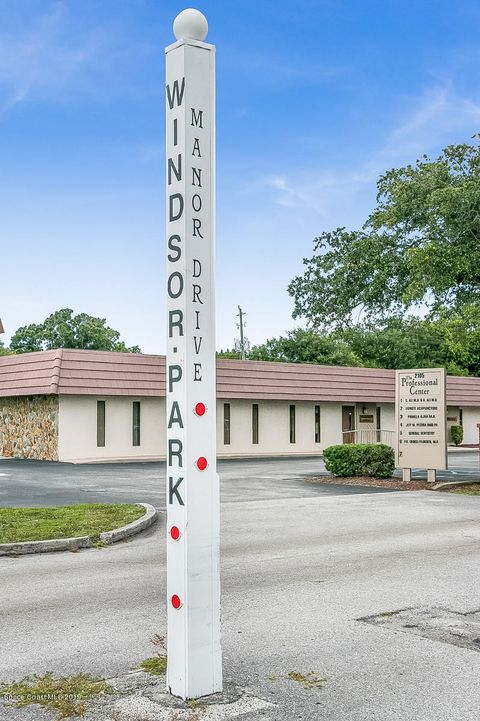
[395,368,447,483]
[165,9,222,699]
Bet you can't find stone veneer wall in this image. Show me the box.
[0,396,59,460]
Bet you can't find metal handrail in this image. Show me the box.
[341,429,396,448]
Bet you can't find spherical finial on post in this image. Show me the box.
[173,8,208,41]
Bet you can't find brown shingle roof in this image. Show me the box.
[0,349,165,397]
[0,349,479,406]
[216,359,395,402]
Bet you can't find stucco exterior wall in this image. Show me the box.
[58,396,348,463]
[379,403,395,431]
[58,395,166,463]
[461,407,480,444]
[216,399,342,456]
[59,397,363,462]
[0,395,58,460]
[21,395,480,464]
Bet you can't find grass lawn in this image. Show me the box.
[447,483,480,496]
[0,504,145,544]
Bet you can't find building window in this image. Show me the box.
[289,405,296,443]
[132,401,141,446]
[376,406,381,442]
[97,400,105,447]
[459,408,463,427]
[224,403,231,445]
[315,405,321,443]
[252,404,259,444]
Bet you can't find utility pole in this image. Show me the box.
[237,306,246,360]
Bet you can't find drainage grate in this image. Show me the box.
[360,607,480,652]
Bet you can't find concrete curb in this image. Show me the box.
[432,480,480,490]
[100,503,158,544]
[0,503,158,556]
[0,535,92,556]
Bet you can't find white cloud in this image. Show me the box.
[0,2,110,116]
[264,85,480,225]
[380,86,480,161]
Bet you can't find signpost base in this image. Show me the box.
[402,468,411,483]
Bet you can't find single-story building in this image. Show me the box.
[0,349,479,463]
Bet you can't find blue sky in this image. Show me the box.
[1,0,480,353]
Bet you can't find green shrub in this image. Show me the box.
[323,443,395,478]
[450,425,464,446]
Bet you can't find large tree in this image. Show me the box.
[429,304,480,376]
[333,310,480,376]
[218,317,480,376]
[9,309,141,354]
[218,328,362,367]
[288,139,480,329]
[333,319,445,371]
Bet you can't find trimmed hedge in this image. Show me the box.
[323,443,395,478]
[450,425,463,446]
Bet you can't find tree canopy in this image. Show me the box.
[288,139,480,329]
[9,309,141,354]
[218,310,480,376]
[248,328,361,366]
[0,339,11,356]
[218,329,360,367]
[334,308,480,376]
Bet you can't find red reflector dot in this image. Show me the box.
[170,526,180,541]
[194,402,206,416]
[196,456,208,471]
[171,594,182,609]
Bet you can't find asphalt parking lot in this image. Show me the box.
[1,466,480,721]
[0,455,391,508]
[0,450,478,508]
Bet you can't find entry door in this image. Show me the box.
[342,406,355,443]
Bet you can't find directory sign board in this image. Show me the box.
[395,368,447,470]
